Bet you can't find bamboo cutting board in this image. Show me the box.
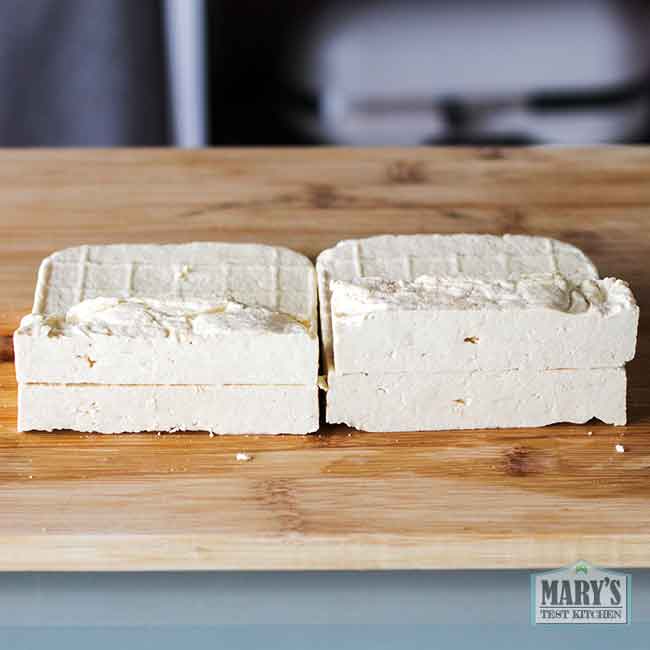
[1,148,649,571]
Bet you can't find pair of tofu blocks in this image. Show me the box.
[14,235,639,434]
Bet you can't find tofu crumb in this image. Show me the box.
[236,452,252,462]
[587,431,593,436]
[176,264,192,281]
[615,444,625,454]
[209,432,215,438]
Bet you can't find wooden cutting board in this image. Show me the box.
[1,148,649,571]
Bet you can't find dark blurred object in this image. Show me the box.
[210,0,650,145]
[0,0,169,146]
[2,0,649,147]
[208,0,309,145]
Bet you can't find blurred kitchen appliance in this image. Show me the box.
[279,0,650,144]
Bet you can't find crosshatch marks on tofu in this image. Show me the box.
[321,234,599,286]
[15,242,321,389]
[32,243,317,326]
[316,234,601,372]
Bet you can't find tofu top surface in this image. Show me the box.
[331,274,636,317]
[316,234,599,283]
[316,234,601,372]
[18,296,313,340]
[27,242,318,336]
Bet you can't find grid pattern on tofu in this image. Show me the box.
[317,234,600,372]
[34,242,317,333]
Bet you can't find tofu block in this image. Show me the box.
[327,368,626,431]
[15,297,317,385]
[317,234,600,375]
[15,243,318,385]
[18,384,319,434]
[330,274,639,373]
[318,234,633,432]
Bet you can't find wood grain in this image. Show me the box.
[1,147,649,571]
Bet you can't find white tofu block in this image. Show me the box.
[318,234,631,432]
[18,383,319,434]
[331,275,639,373]
[317,234,600,374]
[15,243,318,385]
[15,297,317,385]
[327,368,626,431]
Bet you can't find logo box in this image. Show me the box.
[531,561,631,624]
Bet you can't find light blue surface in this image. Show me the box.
[3,624,650,649]
[1,571,649,647]
[2,624,650,649]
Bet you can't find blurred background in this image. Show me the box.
[1,0,650,147]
